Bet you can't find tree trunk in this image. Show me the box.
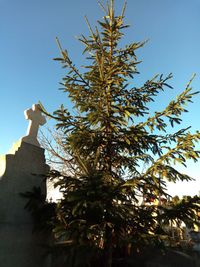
[104,227,113,267]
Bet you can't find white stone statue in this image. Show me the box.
[22,104,46,147]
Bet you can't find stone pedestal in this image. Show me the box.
[0,141,50,267]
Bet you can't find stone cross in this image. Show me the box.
[22,104,46,147]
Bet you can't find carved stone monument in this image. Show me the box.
[0,104,50,267]
[22,104,46,146]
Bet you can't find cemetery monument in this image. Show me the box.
[0,104,50,267]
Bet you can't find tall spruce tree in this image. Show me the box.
[41,1,200,266]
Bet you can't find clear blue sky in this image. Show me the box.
[0,0,200,195]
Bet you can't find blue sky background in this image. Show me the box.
[0,0,200,196]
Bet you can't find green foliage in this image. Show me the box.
[21,187,56,232]
[159,195,200,229]
[39,1,200,266]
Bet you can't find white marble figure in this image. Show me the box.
[22,104,46,147]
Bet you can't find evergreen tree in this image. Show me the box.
[41,1,200,266]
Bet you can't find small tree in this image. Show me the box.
[41,1,200,266]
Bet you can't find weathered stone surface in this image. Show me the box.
[0,141,50,267]
[22,104,46,147]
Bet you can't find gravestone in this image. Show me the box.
[0,104,50,267]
